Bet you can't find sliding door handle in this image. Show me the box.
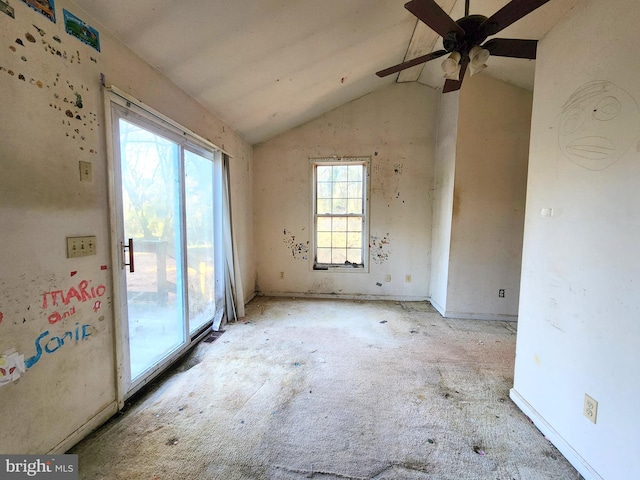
[122,238,135,273]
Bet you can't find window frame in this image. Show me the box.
[310,157,370,272]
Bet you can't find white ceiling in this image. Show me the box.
[72,0,581,145]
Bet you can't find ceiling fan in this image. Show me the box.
[376,0,549,92]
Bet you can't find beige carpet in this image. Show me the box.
[71,297,582,480]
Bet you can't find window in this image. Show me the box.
[312,157,369,270]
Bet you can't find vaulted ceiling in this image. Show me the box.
[72,0,581,145]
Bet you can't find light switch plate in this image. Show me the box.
[67,236,97,258]
[79,161,92,182]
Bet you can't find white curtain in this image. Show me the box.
[221,154,245,325]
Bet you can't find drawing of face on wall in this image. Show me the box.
[559,81,640,170]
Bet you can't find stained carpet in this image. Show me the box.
[71,297,582,480]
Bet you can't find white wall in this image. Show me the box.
[446,74,532,320]
[429,92,459,313]
[0,0,253,454]
[429,75,531,320]
[253,83,438,299]
[511,0,640,478]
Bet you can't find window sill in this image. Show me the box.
[314,263,365,271]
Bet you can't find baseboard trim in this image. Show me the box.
[424,298,517,321]
[48,401,118,454]
[443,311,518,321]
[244,291,257,304]
[430,298,446,317]
[256,291,429,302]
[510,388,603,480]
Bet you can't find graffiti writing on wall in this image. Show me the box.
[0,276,107,384]
[370,234,391,265]
[42,279,106,324]
[24,323,92,368]
[283,229,309,261]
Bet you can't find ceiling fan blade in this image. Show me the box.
[483,38,537,59]
[376,50,448,77]
[442,59,468,93]
[481,0,551,36]
[405,0,464,38]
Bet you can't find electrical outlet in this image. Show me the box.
[66,236,97,258]
[280,271,284,279]
[583,394,598,424]
[79,161,92,182]
[499,289,505,298]
[405,274,411,283]
[385,274,391,282]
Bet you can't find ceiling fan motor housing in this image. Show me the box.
[443,15,489,56]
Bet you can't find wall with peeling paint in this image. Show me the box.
[445,74,532,320]
[512,0,640,478]
[0,0,253,454]
[254,83,437,299]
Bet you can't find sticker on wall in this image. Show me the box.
[63,9,100,52]
[19,0,55,23]
[370,233,391,265]
[0,0,15,18]
[0,349,27,386]
[0,24,102,157]
[558,80,640,171]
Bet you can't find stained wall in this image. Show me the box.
[511,0,640,477]
[0,0,253,453]
[446,74,532,320]
[253,83,438,299]
[430,74,532,321]
[429,91,459,313]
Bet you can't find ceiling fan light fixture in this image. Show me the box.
[469,45,490,76]
[441,51,462,80]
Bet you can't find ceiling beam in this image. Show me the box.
[397,20,436,82]
[397,0,458,83]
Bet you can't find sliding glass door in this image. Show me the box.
[118,118,187,380]
[184,150,216,334]
[110,98,221,398]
